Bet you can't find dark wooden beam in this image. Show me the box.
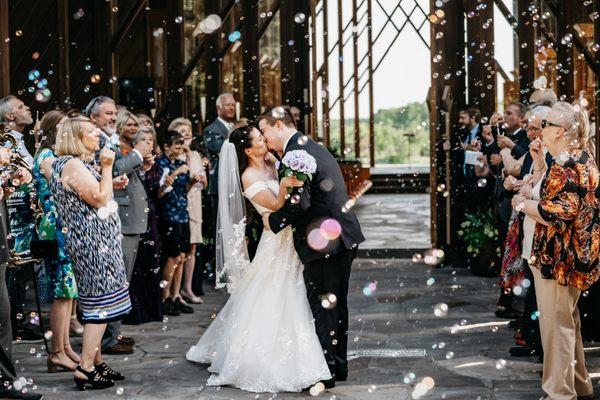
[258,0,281,39]
[556,0,574,101]
[352,0,360,158]
[429,0,466,259]
[204,0,222,123]
[0,0,10,97]
[181,0,235,84]
[57,0,70,105]
[164,0,185,120]
[241,0,261,119]
[517,0,535,102]
[465,0,495,116]
[367,0,375,167]
[110,0,148,51]
[280,0,311,133]
[322,0,331,147]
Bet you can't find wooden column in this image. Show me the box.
[429,0,466,259]
[556,0,574,101]
[205,0,221,123]
[322,0,331,146]
[280,0,311,133]
[336,0,346,156]
[465,0,495,115]
[367,0,375,167]
[517,0,535,102]
[241,0,261,119]
[58,0,70,105]
[0,0,9,97]
[352,0,360,158]
[92,1,114,99]
[164,0,185,120]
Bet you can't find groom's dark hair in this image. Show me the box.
[257,106,296,129]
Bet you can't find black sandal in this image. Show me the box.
[74,366,114,390]
[95,362,125,381]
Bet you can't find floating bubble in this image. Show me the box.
[319,178,334,192]
[44,331,53,340]
[320,219,341,240]
[412,253,423,262]
[106,199,118,213]
[271,106,286,119]
[495,359,507,369]
[426,277,436,286]
[445,351,454,359]
[477,178,487,188]
[90,74,101,83]
[228,31,241,42]
[116,387,124,395]
[294,13,306,23]
[309,381,325,396]
[403,372,416,384]
[97,207,110,219]
[15,30,22,37]
[433,303,448,317]
[28,70,40,81]
[297,135,309,145]
[175,16,183,23]
[307,229,328,251]
[561,33,573,45]
[73,8,85,20]
[159,280,168,288]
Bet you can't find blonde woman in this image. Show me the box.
[52,116,131,390]
[168,118,207,304]
[512,102,599,400]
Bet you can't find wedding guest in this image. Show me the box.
[512,102,598,400]
[32,110,81,372]
[136,113,154,131]
[52,116,130,390]
[204,94,236,272]
[500,106,552,359]
[123,128,163,324]
[0,145,43,399]
[0,95,43,343]
[289,105,301,127]
[169,118,207,304]
[101,110,152,354]
[84,96,118,148]
[490,102,528,320]
[157,131,198,316]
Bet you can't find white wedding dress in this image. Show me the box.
[186,179,332,393]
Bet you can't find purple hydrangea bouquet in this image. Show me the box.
[281,150,317,193]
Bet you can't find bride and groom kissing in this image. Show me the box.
[186,106,365,393]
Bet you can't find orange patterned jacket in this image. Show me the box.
[531,149,600,290]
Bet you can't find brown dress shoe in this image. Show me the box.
[118,336,135,346]
[103,342,133,355]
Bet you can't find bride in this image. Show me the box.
[185,123,332,393]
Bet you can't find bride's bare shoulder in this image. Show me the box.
[241,167,261,191]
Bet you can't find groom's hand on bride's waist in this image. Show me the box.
[262,213,271,231]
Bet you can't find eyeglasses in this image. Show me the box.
[541,120,562,129]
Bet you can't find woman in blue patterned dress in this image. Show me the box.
[33,110,81,373]
[51,116,131,390]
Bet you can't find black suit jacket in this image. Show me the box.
[204,119,230,195]
[268,132,365,264]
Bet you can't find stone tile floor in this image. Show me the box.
[14,257,600,399]
[353,194,431,250]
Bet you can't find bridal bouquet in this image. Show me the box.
[281,150,317,193]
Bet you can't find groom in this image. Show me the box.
[259,107,365,388]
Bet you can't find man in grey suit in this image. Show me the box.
[101,114,154,355]
[204,94,236,269]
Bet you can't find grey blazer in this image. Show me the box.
[204,119,230,195]
[113,149,148,235]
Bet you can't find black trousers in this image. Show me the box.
[304,248,357,381]
[6,265,27,338]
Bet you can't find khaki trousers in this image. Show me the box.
[532,267,594,400]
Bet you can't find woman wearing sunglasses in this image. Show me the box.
[512,102,599,400]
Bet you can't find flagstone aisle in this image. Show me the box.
[12,194,599,399]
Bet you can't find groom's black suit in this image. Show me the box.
[269,132,365,382]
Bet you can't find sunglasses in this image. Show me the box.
[541,120,562,129]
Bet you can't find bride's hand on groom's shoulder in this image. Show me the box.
[262,213,271,231]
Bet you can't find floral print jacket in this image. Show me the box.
[531,149,600,290]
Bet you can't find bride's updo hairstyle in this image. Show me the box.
[228,122,256,175]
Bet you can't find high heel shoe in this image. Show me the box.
[47,351,77,373]
[95,362,124,381]
[180,290,203,304]
[74,366,114,391]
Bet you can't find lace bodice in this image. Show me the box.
[243,179,280,215]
